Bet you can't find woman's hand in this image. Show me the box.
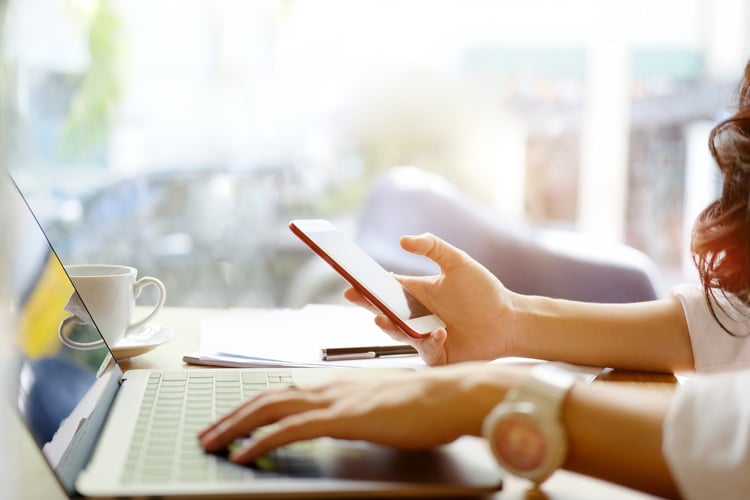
[198,363,523,465]
[344,233,517,366]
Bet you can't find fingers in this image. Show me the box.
[419,327,448,366]
[343,287,435,344]
[227,409,335,464]
[199,384,364,465]
[342,287,379,314]
[399,233,467,272]
[197,393,259,440]
[372,314,448,366]
[342,290,449,366]
[372,314,415,342]
[199,386,327,454]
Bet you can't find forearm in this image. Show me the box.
[562,382,678,498]
[509,295,694,372]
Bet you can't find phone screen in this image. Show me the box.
[290,219,444,336]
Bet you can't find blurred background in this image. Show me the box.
[2,0,750,308]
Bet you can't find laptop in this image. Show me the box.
[2,171,504,498]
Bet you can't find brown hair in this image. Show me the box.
[692,60,750,335]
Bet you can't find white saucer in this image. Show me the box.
[111,323,175,360]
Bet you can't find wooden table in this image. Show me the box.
[13,306,670,499]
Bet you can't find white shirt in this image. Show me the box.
[663,284,750,499]
[670,283,750,373]
[663,370,750,500]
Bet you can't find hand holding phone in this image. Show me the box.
[289,219,446,338]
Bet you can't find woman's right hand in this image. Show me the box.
[344,233,518,366]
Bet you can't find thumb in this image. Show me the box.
[417,327,448,366]
[399,233,468,273]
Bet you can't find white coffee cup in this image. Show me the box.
[58,264,166,350]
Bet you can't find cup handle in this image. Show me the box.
[129,276,167,331]
[58,315,105,350]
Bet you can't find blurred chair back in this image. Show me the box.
[354,167,663,303]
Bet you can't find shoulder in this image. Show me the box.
[669,283,750,371]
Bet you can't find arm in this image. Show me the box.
[346,233,694,372]
[511,294,694,372]
[199,363,679,498]
[562,380,677,498]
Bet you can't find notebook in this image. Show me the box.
[2,171,504,499]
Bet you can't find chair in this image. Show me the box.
[284,166,663,307]
[353,167,663,303]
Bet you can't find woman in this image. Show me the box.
[199,62,750,499]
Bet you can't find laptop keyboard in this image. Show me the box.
[121,369,295,483]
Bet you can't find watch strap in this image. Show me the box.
[520,363,578,414]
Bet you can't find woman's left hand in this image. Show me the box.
[198,363,525,464]
[345,233,517,366]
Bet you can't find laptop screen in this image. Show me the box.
[2,173,118,494]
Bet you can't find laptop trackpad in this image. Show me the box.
[241,436,503,487]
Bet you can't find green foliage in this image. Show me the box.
[60,0,122,159]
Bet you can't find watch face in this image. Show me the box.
[495,415,546,472]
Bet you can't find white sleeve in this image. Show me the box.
[663,370,750,500]
[670,283,750,372]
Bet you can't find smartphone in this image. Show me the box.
[289,219,446,338]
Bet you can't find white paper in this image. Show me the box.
[196,304,424,368]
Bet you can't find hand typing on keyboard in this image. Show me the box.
[198,363,528,465]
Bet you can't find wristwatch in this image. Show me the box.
[482,363,578,485]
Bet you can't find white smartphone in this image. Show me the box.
[289,219,446,338]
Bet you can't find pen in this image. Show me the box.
[320,344,418,361]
